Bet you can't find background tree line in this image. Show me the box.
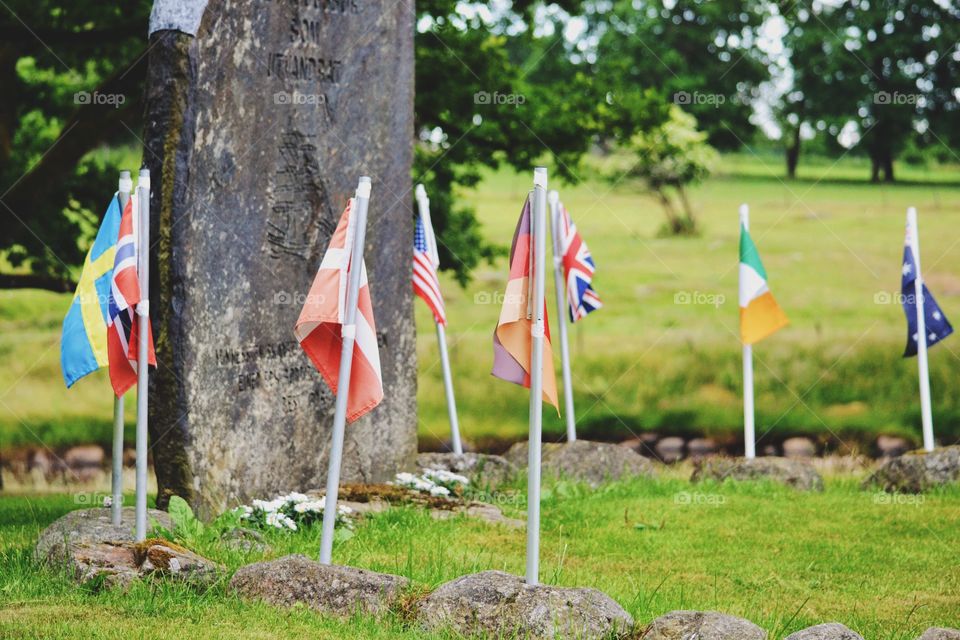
[1,0,959,288]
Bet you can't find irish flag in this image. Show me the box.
[738,222,788,344]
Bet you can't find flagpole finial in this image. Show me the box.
[534,167,547,189]
[357,176,372,199]
[548,190,559,206]
[119,171,133,194]
[739,203,749,228]
[415,184,427,201]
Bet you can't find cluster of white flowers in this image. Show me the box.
[392,469,469,498]
[238,492,353,532]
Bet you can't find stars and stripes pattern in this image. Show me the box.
[413,214,446,325]
[901,224,952,357]
[295,198,383,423]
[106,194,155,397]
[558,204,602,322]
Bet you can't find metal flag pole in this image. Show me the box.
[548,191,576,442]
[112,171,132,526]
[134,169,151,541]
[526,167,548,585]
[908,207,935,452]
[740,204,756,460]
[319,176,372,565]
[414,184,462,455]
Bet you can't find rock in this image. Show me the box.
[761,444,779,457]
[864,445,960,493]
[691,457,824,491]
[876,435,911,458]
[620,433,659,456]
[220,527,270,553]
[782,437,816,458]
[504,440,656,486]
[655,437,685,462]
[687,437,719,459]
[143,0,417,518]
[918,628,960,640]
[430,502,524,529]
[640,610,765,639]
[231,555,408,616]
[63,445,105,469]
[785,622,864,640]
[418,570,633,639]
[137,539,223,586]
[416,452,517,487]
[35,507,173,565]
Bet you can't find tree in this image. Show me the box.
[625,105,717,235]
[589,0,770,150]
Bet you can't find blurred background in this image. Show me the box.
[2,0,960,484]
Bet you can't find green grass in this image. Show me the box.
[1,472,959,637]
[4,153,960,450]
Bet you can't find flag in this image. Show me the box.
[492,196,559,409]
[739,223,788,344]
[413,214,446,325]
[558,203,602,322]
[901,224,952,357]
[295,199,383,422]
[61,194,123,387]
[106,195,156,397]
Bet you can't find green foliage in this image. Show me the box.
[624,106,718,235]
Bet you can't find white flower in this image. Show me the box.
[293,500,325,514]
[285,492,310,504]
[429,485,451,497]
[423,468,469,486]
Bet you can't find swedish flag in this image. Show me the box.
[61,195,122,387]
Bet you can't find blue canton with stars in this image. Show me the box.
[901,244,953,357]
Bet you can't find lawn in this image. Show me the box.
[3,152,960,451]
[1,469,958,638]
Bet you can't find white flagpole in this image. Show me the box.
[319,176,372,565]
[548,191,576,442]
[908,207,935,452]
[113,171,132,526]
[414,184,462,455]
[526,167,548,585]
[740,204,756,460]
[134,169,151,541]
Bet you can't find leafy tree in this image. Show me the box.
[588,0,770,150]
[625,105,717,235]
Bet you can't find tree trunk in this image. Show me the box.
[870,156,881,183]
[785,126,800,179]
[882,152,895,183]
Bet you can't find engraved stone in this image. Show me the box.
[142,0,415,518]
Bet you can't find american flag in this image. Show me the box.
[106,194,155,397]
[413,215,446,325]
[558,203,602,322]
[901,223,952,357]
[295,198,383,423]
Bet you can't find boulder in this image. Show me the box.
[415,452,517,487]
[785,623,864,640]
[687,437,719,459]
[35,507,173,565]
[230,554,409,616]
[876,435,911,458]
[220,527,270,553]
[63,445,105,469]
[418,570,633,639]
[430,502,524,529]
[864,446,960,493]
[655,437,685,463]
[691,457,824,491]
[504,440,656,486]
[782,437,816,459]
[918,628,960,640]
[640,610,765,639]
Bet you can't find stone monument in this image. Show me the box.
[142,0,416,517]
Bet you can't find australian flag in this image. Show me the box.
[901,228,952,357]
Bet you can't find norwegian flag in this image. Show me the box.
[295,198,383,423]
[413,214,446,325]
[558,203,602,322]
[107,195,155,397]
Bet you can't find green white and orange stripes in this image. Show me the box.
[739,218,788,345]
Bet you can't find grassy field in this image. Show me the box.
[2,152,960,452]
[1,468,959,638]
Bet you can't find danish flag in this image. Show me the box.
[413,215,446,325]
[295,199,383,422]
[107,195,155,397]
[558,203,602,322]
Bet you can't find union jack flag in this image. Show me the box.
[413,214,446,325]
[106,194,154,397]
[558,203,601,322]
